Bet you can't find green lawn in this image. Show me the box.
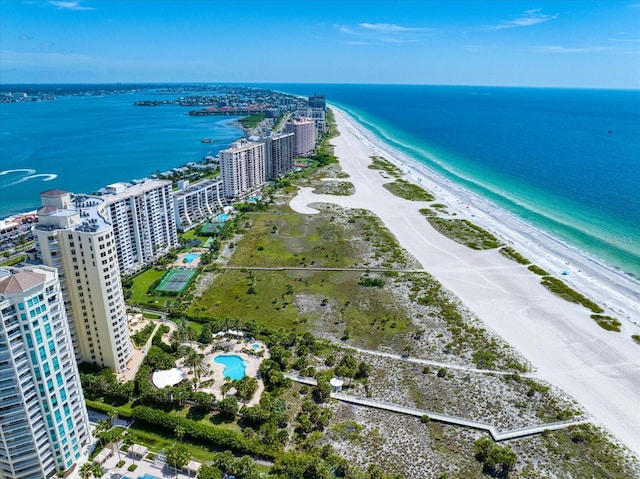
[130,268,170,307]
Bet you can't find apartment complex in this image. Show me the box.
[285,117,317,156]
[32,190,132,373]
[264,131,295,180]
[0,266,91,478]
[220,140,266,200]
[173,178,226,232]
[101,180,179,275]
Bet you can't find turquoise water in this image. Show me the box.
[0,87,244,218]
[214,354,247,380]
[184,253,200,263]
[251,344,260,350]
[215,213,229,222]
[265,84,640,278]
[2,84,639,277]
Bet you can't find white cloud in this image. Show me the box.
[491,8,557,30]
[359,23,424,32]
[335,22,429,45]
[48,1,94,11]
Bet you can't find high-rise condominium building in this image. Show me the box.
[285,117,317,156]
[308,93,326,110]
[264,131,295,180]
[220,140,266,200]
[0,265,91,478]
[173,179,226,232]
[32,190,132,373]
[101,180,179,275]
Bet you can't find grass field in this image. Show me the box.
[129,268,171,308]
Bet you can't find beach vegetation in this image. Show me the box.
[424,217,502,250]
[499,247,531,265]
[590,314,621,332]
[384,179,435,201]
[238,113,265,129]
[431,203,449,213]
[368,156,403,177]
[632,335,640,345]
[527,265,548,276]
[418,207,438,217]
[312,180,355,196]
[540,276,604,313]
[474,437,517,477]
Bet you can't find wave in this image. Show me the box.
[0,168,36,176]
[0,171,57,187]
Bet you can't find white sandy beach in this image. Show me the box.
[289,107,640,455]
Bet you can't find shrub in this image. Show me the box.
[591,315,621,332]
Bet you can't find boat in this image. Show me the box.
[201,138,215,143]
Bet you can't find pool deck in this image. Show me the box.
[174,250,202,269]
[73,448,200,479]
[176,338,268,406]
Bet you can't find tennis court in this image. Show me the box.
[199,222,224,235]
[154,269,197,294]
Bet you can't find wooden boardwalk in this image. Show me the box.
[284,373,588,441]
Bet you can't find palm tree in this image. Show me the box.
[175,425,186,443]
[107,409,118,428]
[110,429,123,463]
[79,463,93,479]
[92,463,105,478]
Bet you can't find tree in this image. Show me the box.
[217,396,238,419]
[175,425,186,443]
[79,463,93,479]
[166,443,191,478]
[92,464,105,478]
[312,379,332,403]
[234,377,258,402]
[110,429,123,462]
[197,465,223,479]
[474,437,517,477]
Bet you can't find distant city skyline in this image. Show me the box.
[1,0,639,89]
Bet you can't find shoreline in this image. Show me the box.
[336,108,640,323]
[290,106,640,455]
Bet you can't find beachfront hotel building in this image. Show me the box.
[32,190,132,373]
[285,117,317,156]
[0,265,91,478]
[220,140,266,200]
[264,131,295,180]
[101,180,179,275]
[173,178,226,232]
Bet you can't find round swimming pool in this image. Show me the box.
[214,354,247,380]
[251,344,260,350]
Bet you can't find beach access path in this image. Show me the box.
[289,107,640,455]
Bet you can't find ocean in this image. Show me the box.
[1,84,639,277]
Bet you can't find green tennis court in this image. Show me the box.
[154,269,197,294]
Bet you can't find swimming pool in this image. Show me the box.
[214,354,247,380]
[215,213,229,222]
[251,344,260,350]
[184,253,200,263]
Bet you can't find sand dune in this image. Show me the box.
[289,107,640,455]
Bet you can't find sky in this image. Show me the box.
[0,0,639,88]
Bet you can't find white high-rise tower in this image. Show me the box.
[0,266,91,478]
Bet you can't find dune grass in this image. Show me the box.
[499,246,531,265]
[423,217,502,250]
[540,276,604,314]
[384,179,435,201]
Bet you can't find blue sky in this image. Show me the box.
[1,0,639,88]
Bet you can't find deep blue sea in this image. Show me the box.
[1,84,639,277]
